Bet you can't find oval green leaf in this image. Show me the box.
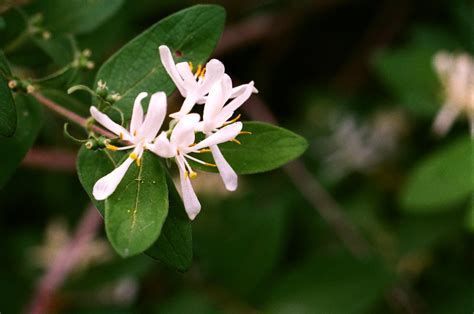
[76,146,123,215]
[401,136,472,213]
[0,51,16,136]
[105,151,168,257]
[191,122,308,174]
[37,0,125,34]
[95,4,225,119]
[146,174,193,272]
[0,94,42,188]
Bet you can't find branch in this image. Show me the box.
[26,204,102,314]
[22,147,76,172]
[31,92,115,138]
[242,95,371,258]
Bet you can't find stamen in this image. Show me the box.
[195,64,203,77]
[188,143,196,147]
[106,144,119,151]
[136,157,141,167]
[197,148,212,153]
[189,171,198,179]
[133,130,137,137]
[200,67,206,78]
[130,152,138,160]
[185,154,217,167]
[231,138,241,145]
[188,62,193,71]
[119,132,124,140]
[224,114,241,126]
[239,131,252,135]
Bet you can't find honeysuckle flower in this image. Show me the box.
[432,51,474,136]
[148,113,243,220]
[159,45,225,119]
[91,92,167,200]
[195,74,255,191]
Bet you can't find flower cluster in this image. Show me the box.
[90,45,257,220]
[432,51,474,136]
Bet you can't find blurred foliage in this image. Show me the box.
[0,0,473,313]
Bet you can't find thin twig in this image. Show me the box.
[26,204,103,314]
[242,95,371,258]
[22,147,76,172]
[31,92,114,138]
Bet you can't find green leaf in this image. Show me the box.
[95,4,225,119]
[373,27,459,117]
[0,51,16,136]
[105,151,168,257]
[263,252,394,314]
[76,146,122,215]
[194,184,289,295]
[0,94,42,188]
[145,174,193,272]
[191,122,308,174]
[401,137,472,213]
[37,0,125,34]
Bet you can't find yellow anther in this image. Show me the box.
[136,157,142,167]
[119,132,124,140]
[106,144,119,151]
[239,131,252,135]
[133,130,137,136]
[189,171,198,179]
[231,138,241,145]
[130,152,138,160]
[195,64,203,77]
[184,171,189,179]
[198,148,212,153]
[188,61,193,71]
[200,67,206,78]
[224,114,241,126]
[189,143,196,147]
[204,162,217,167]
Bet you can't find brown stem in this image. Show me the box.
[242,95,371,258]
[31,92,115,138]
[22,148,77,172]
[26,204,102,314]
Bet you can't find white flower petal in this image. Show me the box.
[222,81,254,114]
[176,62,198,89]
[176,156,201,220]
[148,132,175,158]
[159,45,187,96]
[130,92,147,135]
[192,122,242,150]
[92,157,134,200]
[230,82,258,98]
[198,59,225,95]
[139,92,167,141]
[202,78,228,128]
[210,144,237,191]
[170,113,200,147]
[90,106,132,141]
[170,95,198,119]
[432,103,462,136]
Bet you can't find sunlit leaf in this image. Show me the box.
[191,122,308,174]
[105,152,168,257]
[95,4,225,119]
